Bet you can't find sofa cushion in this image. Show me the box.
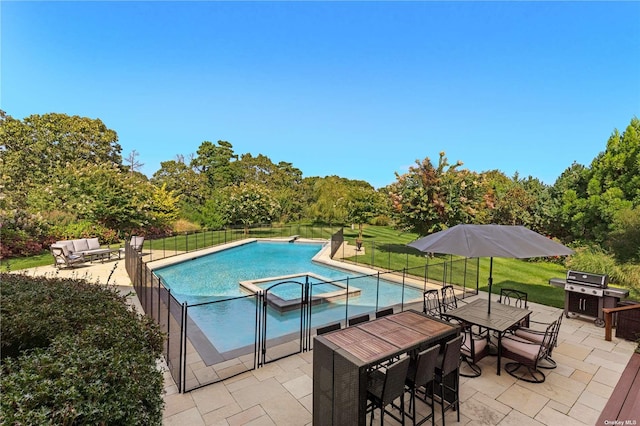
[72,239,90,253]
[87,238,101,250]
[56,241,75,255]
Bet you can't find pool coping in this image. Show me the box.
[239,272,362,312]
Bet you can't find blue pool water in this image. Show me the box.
[155,241,423,353]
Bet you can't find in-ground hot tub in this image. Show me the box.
[240,272,361,312]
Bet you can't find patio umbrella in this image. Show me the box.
[407,224,573,314]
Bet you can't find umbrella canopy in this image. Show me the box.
[407,224,573,313]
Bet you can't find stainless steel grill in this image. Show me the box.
[549,270,629,327]
[566,270,608,288]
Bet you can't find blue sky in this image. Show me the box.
[2,1,639,188]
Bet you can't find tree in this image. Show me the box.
[222,183,280,235]
[191,140,239,189]
[1,113,121,203]
[151,157,209,207]
[304,176,351,224]
[346,187,384,240]
[607,206,640,262]
[548,162,591,241]
[389,152,484,235]
[548,117,640,244]
[589,117,640,204]
[149,183,181,228]
[0,112,131,255]
[484,172,552,233]
[124,150,145,174]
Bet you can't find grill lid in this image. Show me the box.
[566,270,608,288]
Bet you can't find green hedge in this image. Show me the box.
[0,274,165,425]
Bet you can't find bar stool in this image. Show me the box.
[348,313,370,326]
[316,322,341,335]
[405,345,440,426]
[376,307,394,318]
[434,335,462,425]
[366,356,410,425]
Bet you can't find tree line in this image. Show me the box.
[1,110,638,265]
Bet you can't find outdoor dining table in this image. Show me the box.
[312,309,460,426]
[445,298,531,376]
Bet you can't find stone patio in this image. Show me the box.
[16,257,638,425]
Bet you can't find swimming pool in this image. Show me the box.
[154,241,423,353]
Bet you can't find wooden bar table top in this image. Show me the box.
[445,299,531,375]
[313,310,459,426]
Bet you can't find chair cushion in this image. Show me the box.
[87,238,101,250]
[461,331,488,357]
[72,239,90,253]
[515,328,544,345]
[502,335,540,362]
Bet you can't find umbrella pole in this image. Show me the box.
[488,257,493,314]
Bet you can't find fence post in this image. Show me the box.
[166,287,171,365]
[371,239,375,267]
[442,261,447,286]
[401,268,406,310]
[375,272,380,311]
[344,276,350,324]
[423,259,429,292]
[179,302,187,393]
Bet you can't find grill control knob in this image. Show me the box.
[580,288,585,292]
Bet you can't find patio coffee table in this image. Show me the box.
[86,248,123,263]
[446,298,531,375]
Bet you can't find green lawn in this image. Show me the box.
[1,252,53,272]
[340,225,569,308]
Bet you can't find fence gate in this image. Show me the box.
[257,278,312,367]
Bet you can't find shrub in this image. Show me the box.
[371,215,392,226]
[0,274,164,425]
[49,220,120,244]
[0,228,46,258]
[172,218,201,233]
[566,246,626,284]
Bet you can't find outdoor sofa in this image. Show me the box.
[51,238,122,268]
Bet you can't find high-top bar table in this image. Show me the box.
[445,299,531,375]
[312,310,459,426]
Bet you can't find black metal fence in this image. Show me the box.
[126,227,479,393]
[139,224,343,262]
